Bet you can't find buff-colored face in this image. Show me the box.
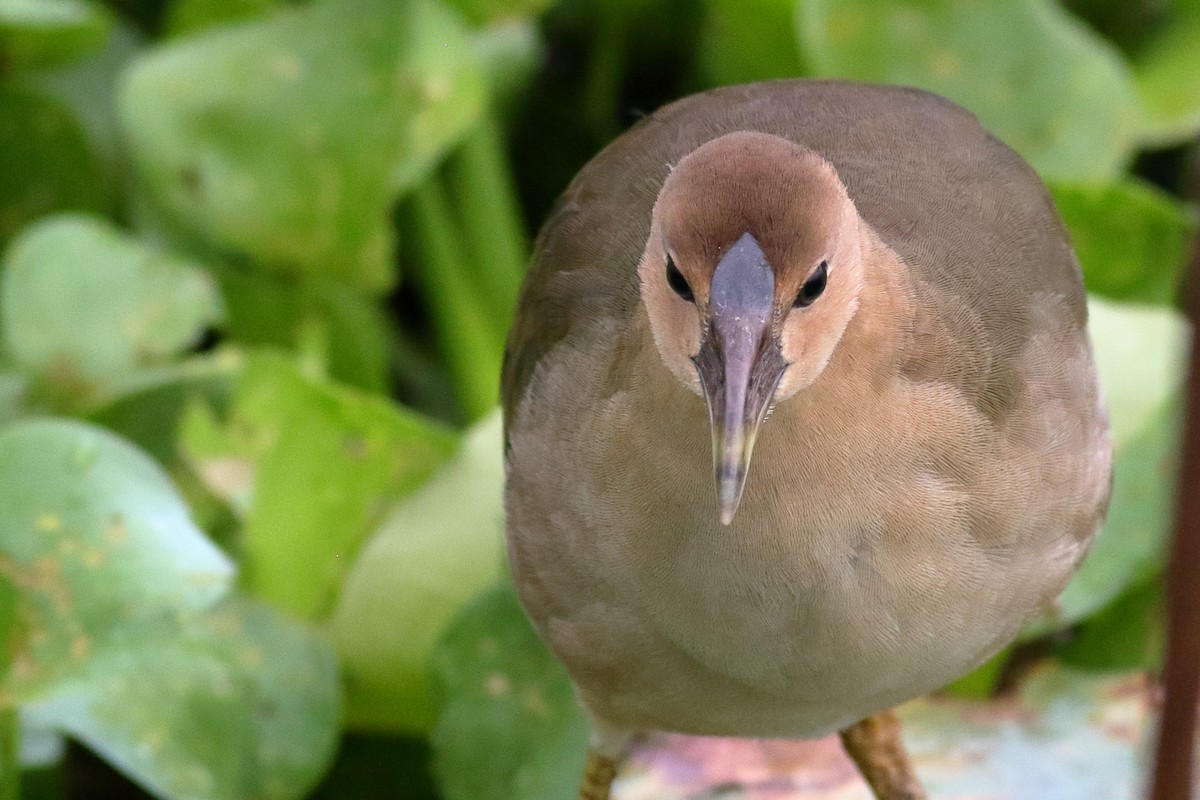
[636,131,865,522]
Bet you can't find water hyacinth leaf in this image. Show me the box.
[85,351,242,465]
[473,20,543,115]
[0,215,223,402]
[1088,296,1187,451]
[0,371,28,425]
[334,413,506,733]
[0,87,108,252]
[1056,577,1163,671]
[25,597,340,800]
[430,583,589,800]
[441,0,556,26]
[211,264,393,393]
[119,0,485,291]
[1129,1,1200,145]
[697,0,805,87]
[0,419,233,701]
[182,353,458,620]
[1051,180,1194,306]
[164,0,279,38]
[0,0,111,69]
[798,0,1139,181]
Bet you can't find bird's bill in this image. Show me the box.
[692,233,788,525]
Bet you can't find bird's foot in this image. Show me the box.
[578,749,619,800]
[839,710,926,800]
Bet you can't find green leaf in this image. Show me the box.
[211,265,394,394]
[441,0,557,26]
[0,215,224,405]
[333,412,506,734]
[798,0,1140,181]
[85,351,241,465]
[1051,180,1194,306]
[429,583,589,800]
[0,0,111,69]
[1130,1,1200,145]
[0,86,108,252]
[163,0,279,38]
[697,0,806,86]
[25,597,340,800]
[473,20,543,114]
[1088,296,1186,451]
[182,353,459,620]
[1056,577,1163,671]
[0,371,28,425]
[119,0,485,291]
[0,418,233,701]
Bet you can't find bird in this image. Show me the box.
[501,79,1112,800]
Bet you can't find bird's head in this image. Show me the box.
[638,131,865,524]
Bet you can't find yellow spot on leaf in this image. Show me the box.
[523,686,551,717]
[70,635,91,660]
[36,514,62,532]
[485,673,511,697]
[240,646,266,669]
[104,517,129,544]
[82,548,105,568]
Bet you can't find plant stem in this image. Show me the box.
[0,706,19,800]
[443,116,528,342]
[583,9,628,141]
[403,181,503,422]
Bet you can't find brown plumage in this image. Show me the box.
[502,79,1111,799]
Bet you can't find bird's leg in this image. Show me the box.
[838,710,926,800]
[578,750,619,800]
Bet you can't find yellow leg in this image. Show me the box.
[839,710,926,800]
[578,749,619,800]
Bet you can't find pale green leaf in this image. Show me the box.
[334,412,506,733]
[0,418,233,701]
[182,353,459,620]
[119,0,485,291]
[0,215,223,402]
[429,583,588,800]
[0,0,111,69]
[798,0,1139,181]
[1051,180,1194,306]
[25,597,339,800]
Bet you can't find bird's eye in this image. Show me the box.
[666,256,695,303]
[793,260,828,308]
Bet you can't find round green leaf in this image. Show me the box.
[0,418,233,701]
[429,583,588,800]
[25,598,339,800]
[183,353,460,620]
[0,214,223,400]
[1051,180,1194,306]
[0,86,108,252]
[0,0,111,69]
[334,412,506,734]
[798,0,1140,181]
[1130,0,1200,145]
[119,0,485,291]
[1088,296,1186,450]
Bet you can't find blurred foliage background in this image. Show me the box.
[0,0,1198,798]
